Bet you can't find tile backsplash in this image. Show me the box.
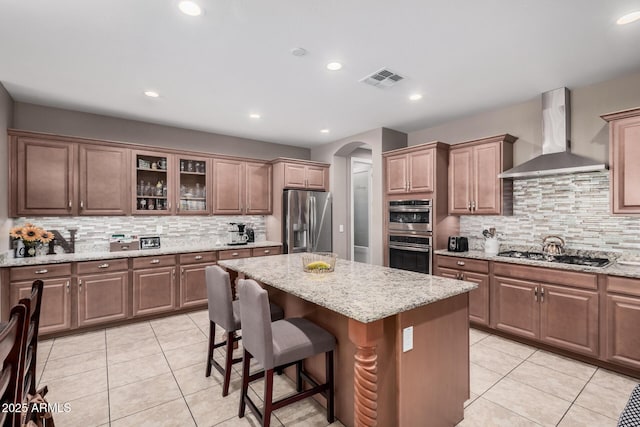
[11,215,267,253]
[461,171,640,254]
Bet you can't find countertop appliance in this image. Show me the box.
[283,190,332,253]
[448,236,469,252]
[497,250,611,267]
[140,236,161,250]
[388,234,432,274]
[388,199,432,233]
[227,223,248,245]
[245,226,255,243]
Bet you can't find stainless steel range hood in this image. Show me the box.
[499,88,608,179]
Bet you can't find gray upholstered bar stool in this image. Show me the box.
[237,278,336,427]
[205,265,285,397]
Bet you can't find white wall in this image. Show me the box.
[0,84,13,253]
[311,128,406,265]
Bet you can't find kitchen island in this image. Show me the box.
[218,254,477,427]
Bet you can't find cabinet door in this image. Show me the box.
[179,263,214,308]
[464,272,490,326]
[605,294,640,369]
[540,285,599,357]
[448,147,473,214]
[408,149,434,193]
[133,267,176,317]
[213,158,244,214]
[493,276,539,339]
[16,137,75,216]
[133,150,173,215]
[385,154,408,194]
[11,278,71,335]
[473,142,502,214]
[77,272,128,327]
[306,165,328,190]
[176,155,210,214]
[283,163,307,189]
[79,145,130,215]
[610,114,640,214]
[246,162,273,214]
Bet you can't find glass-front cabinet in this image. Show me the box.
[176,155,210,214]
[133,150,173,215]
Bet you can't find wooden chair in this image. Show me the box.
[0,303,29,427]
[19,279,44,398]
[205,266,284,397]
[237,279,335,427]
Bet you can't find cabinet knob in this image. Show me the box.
[471,200,476,212]
[66,281,70,293]
[98,263,110,269]
[80,200,84,209]
[468,201,472,211]
[232,252,239,257]
[540,287,545,303]
[181,268,185,275]
[78,279,83,291]
[534,286,539,302]
[68,200,72,209]
[34,269,48,275]
[194,255,203,260]
[121,245,129,250]
[264,250,270,254]
[150,259,161,264]
[456,261,465,266]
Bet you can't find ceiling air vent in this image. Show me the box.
[360,68,405,88]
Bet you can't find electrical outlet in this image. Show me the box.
[339,224,344,233]
[403,326,413,352]
[156,225,163,234]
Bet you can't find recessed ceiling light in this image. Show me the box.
[617,11,640,25]
[320,129,330,134]
[144,90,160,98]
[409,94,423,101]
[179,1,202,16]
[326,62,343,71]
[249,113,261,119]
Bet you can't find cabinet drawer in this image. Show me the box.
[218,249,252,260]
[10,263,72,281]
[252,246,282,257]
[494,262,597,290]
[607,275,640,297]
[132,255,176,269]
[436,256,488,274]
[77,259,128,274]
[179,252,217,265]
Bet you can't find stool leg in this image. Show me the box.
[206,321,215,377]
[239,350,250,418]
[295,361,303,392]
[222,331,235,397]
[263,369,274,427]
[326,350,335,423]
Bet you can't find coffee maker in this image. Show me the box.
[227,222,248,245]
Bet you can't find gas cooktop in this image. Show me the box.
[497,250,611,268]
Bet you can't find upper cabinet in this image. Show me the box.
[212,158,273,215]
[602,107,640,215]
[448,134,516,215]
[10,132,130,216]
[384,147,435,194]
[133,150,173,215]
[281,161,329,191]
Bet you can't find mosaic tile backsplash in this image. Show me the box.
[461,171,640,255]
[11,215,267,253]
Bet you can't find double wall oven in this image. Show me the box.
[388,199,432,274]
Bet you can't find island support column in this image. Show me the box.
[348,318,384,427]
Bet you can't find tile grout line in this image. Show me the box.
[35,338,55,388]
[562,367,620,423]
[103,329,112,426]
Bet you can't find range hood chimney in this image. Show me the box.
[498,87,607,179]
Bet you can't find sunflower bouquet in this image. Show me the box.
[10,223,54,257]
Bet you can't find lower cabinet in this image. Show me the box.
[605,276,640,369]
[10,277,72,335]
[77,271,128,327]
[493,264,599,357]
[133,266,177,316]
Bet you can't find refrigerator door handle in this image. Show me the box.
[309,196,315,252]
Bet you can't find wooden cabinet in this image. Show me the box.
[79,145,130,215]
[282,161,329,191]
[435,256,489,325]
[448,134,516,215]
[13,136,76,216]
[384,148,434,194]
[602,107,640,214]
[604,276,640,369]
[133,256,177,316]
[213,159,273,215]
[9,264,72,335]
[493,263,599,357]
[77,259,129,327]
[132,150,173,215]
[178,252,217,308]
[176,155,210,214]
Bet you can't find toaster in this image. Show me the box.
[448,236,469,252]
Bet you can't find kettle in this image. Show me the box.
[542,235,565,256]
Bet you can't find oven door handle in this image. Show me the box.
[389,207,431,213]
[388,244,431,252]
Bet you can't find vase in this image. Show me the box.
[23,242,38,258]
[15,240,25,258]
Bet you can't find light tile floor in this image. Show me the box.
[35,311,638,427]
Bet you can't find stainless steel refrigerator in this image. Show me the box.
[283,190,332,253]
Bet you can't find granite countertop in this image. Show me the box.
[218,253,477,324]
[433,249,640,279]
[0,241,282,267]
